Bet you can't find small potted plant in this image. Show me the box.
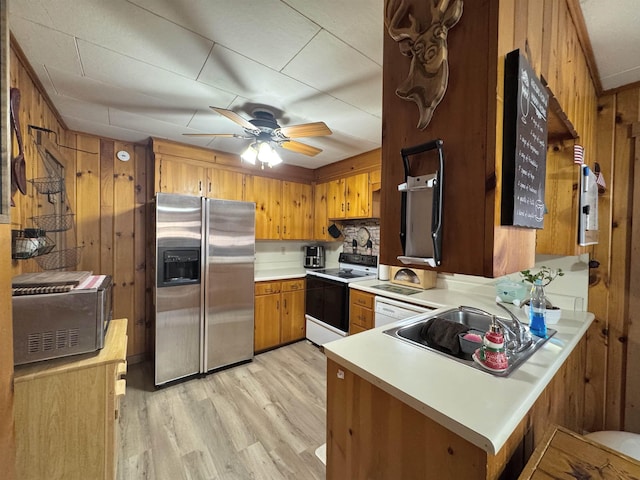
[520,266,564,323]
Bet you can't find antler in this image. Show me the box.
[385,0,420,42]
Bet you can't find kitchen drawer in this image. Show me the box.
[350,304,374,330]
[351,290,374,309]
[255,281,281,296]
[282,278,305,292]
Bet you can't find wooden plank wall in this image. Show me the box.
[594,87,640,431]
[0,2,15,476]
[627,121,640,431]
[9,45,153,361]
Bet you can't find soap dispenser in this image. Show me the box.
[473,316,509,373]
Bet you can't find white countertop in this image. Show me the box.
[324,282,594,455]
[254,268,308,282]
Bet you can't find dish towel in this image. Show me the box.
[420,317,470,356]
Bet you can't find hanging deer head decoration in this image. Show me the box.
[385,0,463,130]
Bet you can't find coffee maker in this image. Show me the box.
[304,245,325,269]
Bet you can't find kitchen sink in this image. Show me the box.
[383,307,556,377]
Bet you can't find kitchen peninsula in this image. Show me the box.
[324,291,593,479]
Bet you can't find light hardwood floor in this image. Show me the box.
[117,341,327,480]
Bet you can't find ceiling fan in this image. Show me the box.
[184,107,332,166]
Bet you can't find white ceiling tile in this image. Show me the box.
[12,0,213,78]
[9,17,82,75]
[282,30,382,115]
[198,44,321,108]
[108,108,213,147]
[46,66,197,127]
[129,0,321,71]
[62,115,150,143]
[283,0,384,64]
[50,95,110,124]
[77,41,237,112]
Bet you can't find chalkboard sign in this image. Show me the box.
[501,49,549,228]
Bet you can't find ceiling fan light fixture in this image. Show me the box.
[241,144,257,165]
[254,141,282,168]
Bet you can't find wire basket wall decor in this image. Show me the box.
[34,246,83,271]
[30,213,75,232]
[28,176,64,195]
[11,229,56,259]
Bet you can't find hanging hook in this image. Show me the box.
[28,125,98,155]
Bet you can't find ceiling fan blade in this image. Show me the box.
[210,107,258,132]
[182,133,246,137]
[280,140,323,157]
[278,122,332,139]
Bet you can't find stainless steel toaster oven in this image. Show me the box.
[12,273,113,365]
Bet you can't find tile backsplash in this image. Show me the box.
[339,219,380,256]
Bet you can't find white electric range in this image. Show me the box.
[305,253,378,345]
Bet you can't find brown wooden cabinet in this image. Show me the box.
[14,318,128,480]
[254,279,306,352]
[326,333,587,480]
[280,280,306,343]
[349,290,374,334]
[254,282,282,351]
[157,155,204,196]
[327,173,371,219]
[282,181,313,240]
[206,167,244,200]
[313,181,331,240]
[245,176,314,240]
[245,175,283,240]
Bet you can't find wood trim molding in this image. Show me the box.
[566,0,603,95]
[1,3,10,222]
[625,121,640,431]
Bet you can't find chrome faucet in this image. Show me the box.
[459,304,533,354]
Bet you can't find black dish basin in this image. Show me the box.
[383,307,556,377]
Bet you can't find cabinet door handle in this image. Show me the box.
[199,180,202,192]
[284,299,287,309]
[283,226,286,234]
[277,226,280,234]
[208,181,212,193]
[341,203,344,212]
[322,226,325,234]
[347,202,350,212]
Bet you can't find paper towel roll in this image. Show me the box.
[378,264,390,281]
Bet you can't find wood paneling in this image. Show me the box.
[327,335,586,479]
[282,181,312,240]
[0,225,15,480]
[606,88,639,430]
[585,93,616,432]
[245,175,282,240]
[626,122,640,431]
[314,148,381,182]
[14,318,127,480]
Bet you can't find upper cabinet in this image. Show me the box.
[157,155,204,196]
[379,0,597,277]
[327,173,371,219]
[281,181,312,240]
[313,182,331,241]
[206,168,244,201]
[245,176,313,240]
[245,175,282,240]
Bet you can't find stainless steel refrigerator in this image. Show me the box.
[154,192,255,386]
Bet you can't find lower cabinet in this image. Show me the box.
[14,318,128,480]
[350,290,374,335]
[254,278,305,352]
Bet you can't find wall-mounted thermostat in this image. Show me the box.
[116,150,130,162]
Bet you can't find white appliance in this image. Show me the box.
[374,296,431,328]
[305,253,377,345]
